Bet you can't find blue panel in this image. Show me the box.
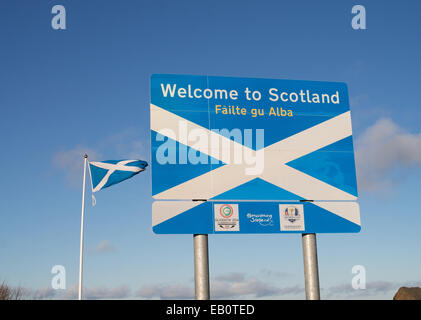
[150,73,360,229]
[237,202,281,234]
[212,178,303,200]
[285,136,358,197]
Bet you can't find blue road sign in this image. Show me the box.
[150,74,360,234]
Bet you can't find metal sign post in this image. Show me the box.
[193,234,210,300]
[302,233,320,300]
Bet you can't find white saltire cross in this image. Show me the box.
[90,160,144,192]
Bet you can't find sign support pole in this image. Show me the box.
[193,234,210,300]
[302,233,320,300]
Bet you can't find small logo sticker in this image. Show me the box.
[220,204,234,218]
[214,204,239,232]
[279,204,305,231]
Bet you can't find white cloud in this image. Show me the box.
[22,284,131,300]
[30,287,57,300]
[136,283,194,300]
[211,278,301,299]
[355,118,421,191]
[83,285,131,300]
[89,240,116,254]
[136,272,303,300]
[58,284,131,300]
[325,280,421,299]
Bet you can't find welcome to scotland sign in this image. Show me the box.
[150,74,360,234]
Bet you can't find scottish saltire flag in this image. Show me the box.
[89,159,148,194]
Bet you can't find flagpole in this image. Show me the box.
[78,154,88,300]
[302,233,320,300]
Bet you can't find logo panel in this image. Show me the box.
[214,204,239,232]
[279,204,305,231]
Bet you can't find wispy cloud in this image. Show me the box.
[136,283,194,300]
[88,240,116,254]
[82,285,131,300]
[136,272,303,300]
[26,278,421,300]
[324,280,421,299]
[211,277,302,299]
[29,284,132,300]
[355,118,421,192]
[30,287,57,300]
[52,146,102,187]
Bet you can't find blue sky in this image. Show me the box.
[1,0,421,299]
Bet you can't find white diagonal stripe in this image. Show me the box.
[262,111,352,163]
[152,201,203,227]
[91,160,140,192]
[262,165,356,201]
[155,164,255,200]
[90,161,143,172]
[313,201,360,226]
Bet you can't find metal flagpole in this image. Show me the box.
[78,154,88,300]
[302,233,320,300]
[193,234,210,300]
